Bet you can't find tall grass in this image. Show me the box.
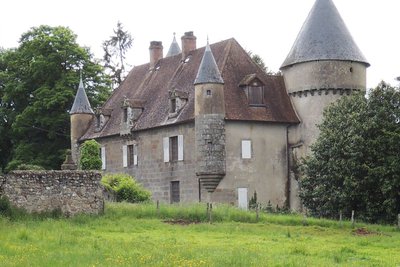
[103,202,397,232]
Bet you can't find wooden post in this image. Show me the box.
[397,214,400,230]
[339,210,343,228]
[209,203,213,223]
[256,203,259,222]
[156,200,160,217]
[351,210,355,228]
[206,203,209,218]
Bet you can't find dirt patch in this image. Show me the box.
[352,227,377,236]
[163,219,201,225]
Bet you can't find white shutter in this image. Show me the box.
[238,188,248,210]
[122,145,128,167]
[163,137,169,162]
[178,135,184,161]
[242,140,252,159]
[134,144,138,166]
[101,147,106,170]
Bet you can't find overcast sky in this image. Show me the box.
[1,0,399,88]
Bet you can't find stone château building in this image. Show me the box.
[70,0,369,209]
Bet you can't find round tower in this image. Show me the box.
[69,78,94,164]
[281,0,370,153]
[194,41,226,194]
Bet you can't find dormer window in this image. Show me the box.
[120,98,146,135]
[94,108,112,132]
[168,89,188,118]
[239,74,265,107]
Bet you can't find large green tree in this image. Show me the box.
[300,82,400,223]
[0,25,111,171]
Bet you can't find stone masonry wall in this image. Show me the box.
[0,171,104,216]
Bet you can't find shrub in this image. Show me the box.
[79,140,102,170]
[0,196,12,217]
[15,164,45,171]
[101,173,151,203]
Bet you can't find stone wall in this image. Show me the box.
[0,171,104,216]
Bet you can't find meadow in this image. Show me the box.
[0,202,399,266]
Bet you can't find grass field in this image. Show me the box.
[0,202,399,266]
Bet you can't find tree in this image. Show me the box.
[247,51,275,75]
[0,25,111,172]
[79,140,102,170]
[102,22,133,87]
[300,82,400,223]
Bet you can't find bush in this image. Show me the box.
[101,173,151,203]
[79,140,102,170]
[15,164,45,171]
[0,196,12,217]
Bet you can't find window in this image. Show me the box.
[241,140,252,159]
[171,181,180,203]
[123,144,138,167]
[163,135,183,162]
[170,98,177,113]
[248,86,264,106]
[123,108,128,123]
[206,89,212,96]
[170,136,178,161]
[101,147,106,170]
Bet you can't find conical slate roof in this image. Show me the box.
[166,34,181,57]
[194,42,224,85]
[281,0,369,69]
[70,78,94,114]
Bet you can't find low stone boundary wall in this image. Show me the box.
[0,171,104,216]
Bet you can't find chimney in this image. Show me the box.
[181,31,196,60]
[149,41,163,69]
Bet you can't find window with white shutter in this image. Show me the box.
[122,145,128,167]
[241,140,252,159]
[178,135,184,161]
[163,137,169,162]
[101,146,106,170]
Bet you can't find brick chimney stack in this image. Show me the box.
[181,31,196,60]
[149,41,163,69]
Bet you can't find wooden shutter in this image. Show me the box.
[122,145,128,167]
[163,137,169,162]
[241,140,252,159]
[178,135,184,161]
[101,147,106,170]
[133,144,138,166]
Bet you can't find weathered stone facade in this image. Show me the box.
[0,171,104,216]
[195,114,226,192]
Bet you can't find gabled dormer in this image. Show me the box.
[168,89,188,118]
[239,74,265,106]
[94,108,112,132]
[120,98,146,135]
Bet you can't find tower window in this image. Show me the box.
[206,89,212,96]
[123,108,128,122]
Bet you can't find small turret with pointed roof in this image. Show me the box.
[194,39,226,193]
[69,76,94,163]
[70,77,94,114]
[281,0,369,69]
[194,40,224,85]
[166,33,181,57]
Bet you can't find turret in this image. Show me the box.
[166,33,181,57]
[281,0,369,152]
[281,0,370,209]
[69,77,94,164]
[194,41,226,193]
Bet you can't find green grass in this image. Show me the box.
[0,202,399,266]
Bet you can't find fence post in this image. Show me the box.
[256,203,259,222]
[302,213,307,226]
[351,210,355,228]
[339,210,343,228]
[397,214,400,230]
[209,203,213,223]
[206,203,209,219]
[156,200,160,217]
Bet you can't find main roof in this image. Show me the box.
[70,78,94,114]
[82,38,299,140]
[281,0,369,69]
